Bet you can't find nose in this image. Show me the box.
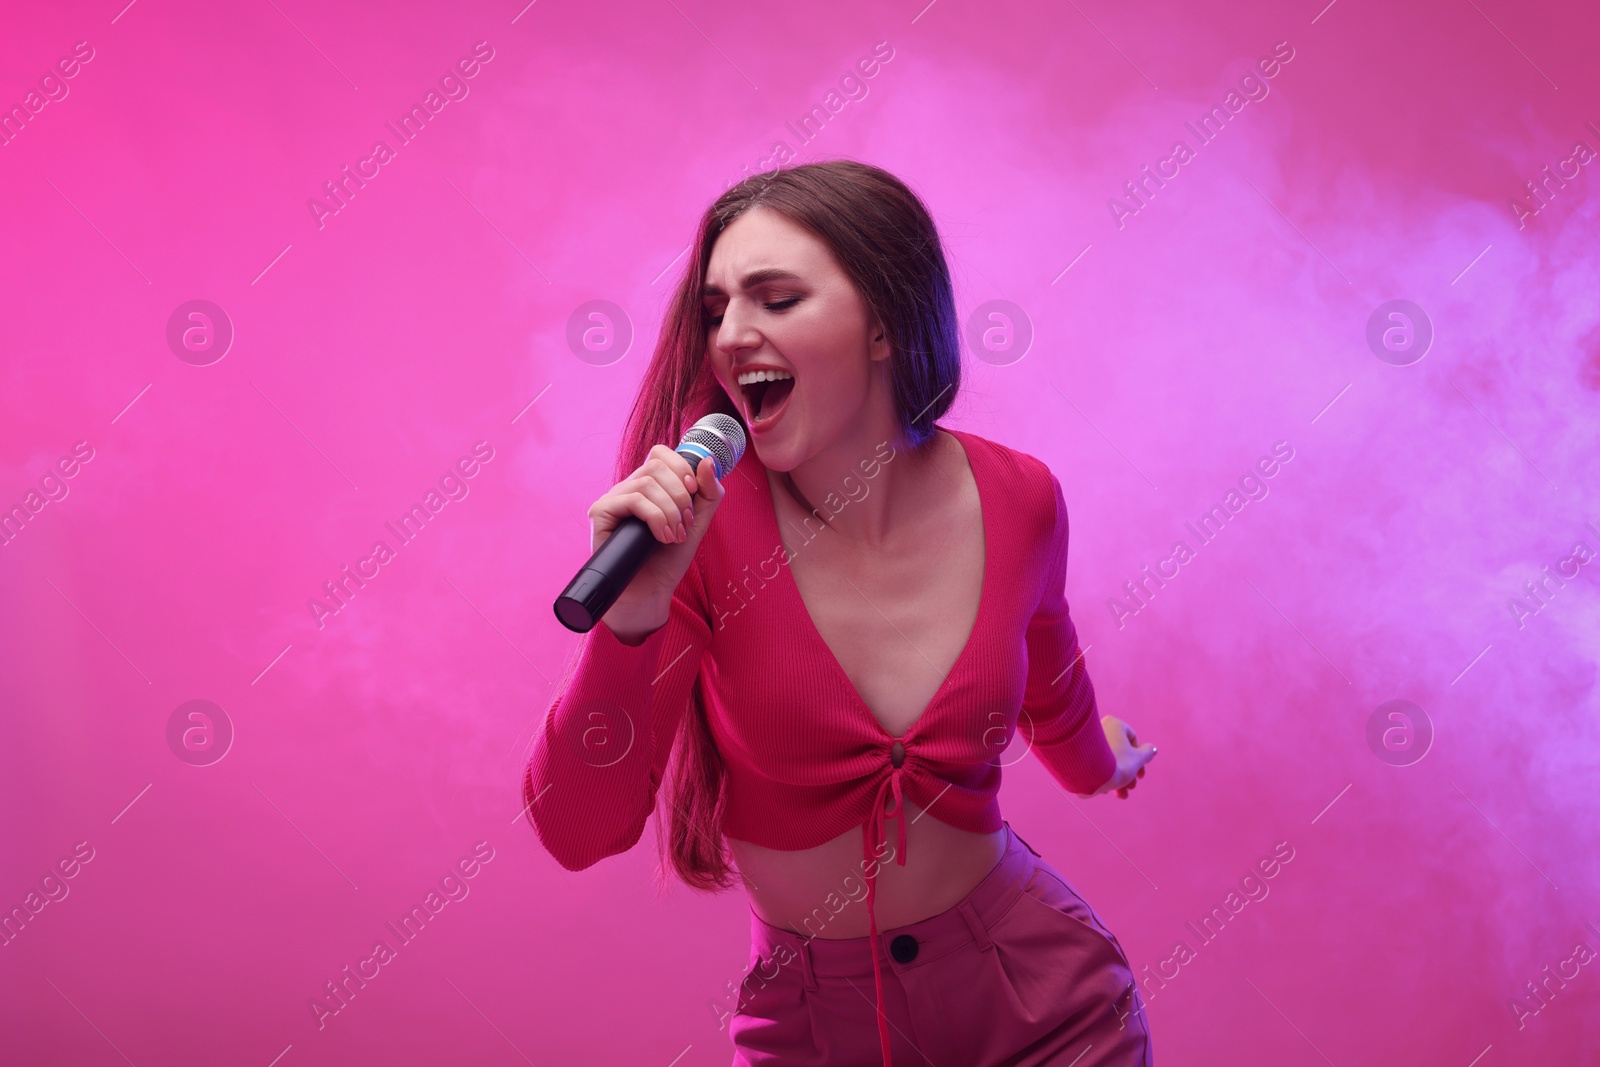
[712,298,762,355]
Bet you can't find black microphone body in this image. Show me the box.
[553,415,745,633]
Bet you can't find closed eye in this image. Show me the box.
[705,297,801,326]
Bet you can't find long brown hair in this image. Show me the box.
[619,159,962,893]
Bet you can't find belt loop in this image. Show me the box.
[797,935,818,991]
[957,899,993,952]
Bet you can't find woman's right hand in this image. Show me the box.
[589,444,727,644]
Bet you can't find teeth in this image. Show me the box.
[737,369,795,386]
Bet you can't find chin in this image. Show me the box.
[750,435,801,473]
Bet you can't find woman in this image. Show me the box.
[526,160,1157,1066]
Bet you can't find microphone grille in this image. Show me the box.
[682,413,746,478]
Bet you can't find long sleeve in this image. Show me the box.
[523,555,713,871]
[1022,472,1118,796]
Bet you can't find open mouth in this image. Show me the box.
[737,369,796,428]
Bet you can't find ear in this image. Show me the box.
[868,316,893,362]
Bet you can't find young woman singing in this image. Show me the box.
[526,159,1157,1066]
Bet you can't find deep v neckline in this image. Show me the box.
[757,427,991,742]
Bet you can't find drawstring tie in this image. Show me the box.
[862,740,909,1067]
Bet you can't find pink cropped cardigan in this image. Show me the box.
[524,426,1117,1065]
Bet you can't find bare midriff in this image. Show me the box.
[732,429,1008,937]
[726,796,1008,939]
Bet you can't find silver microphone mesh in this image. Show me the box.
[681,413,746,478]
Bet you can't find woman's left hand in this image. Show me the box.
[1078,715,1156,799]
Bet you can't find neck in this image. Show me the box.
[782,392,940,549]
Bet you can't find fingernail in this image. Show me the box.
[677,521,686,540]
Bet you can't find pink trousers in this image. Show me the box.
[728,822,1154,1066]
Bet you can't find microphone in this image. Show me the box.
[553,413,746,633]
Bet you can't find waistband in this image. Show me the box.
[746,821,1043,982]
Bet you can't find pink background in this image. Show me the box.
[3,0,1598,1063]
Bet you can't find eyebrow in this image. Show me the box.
[701,268,804,298]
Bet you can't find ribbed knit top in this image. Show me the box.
[523,426,1116,1065]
